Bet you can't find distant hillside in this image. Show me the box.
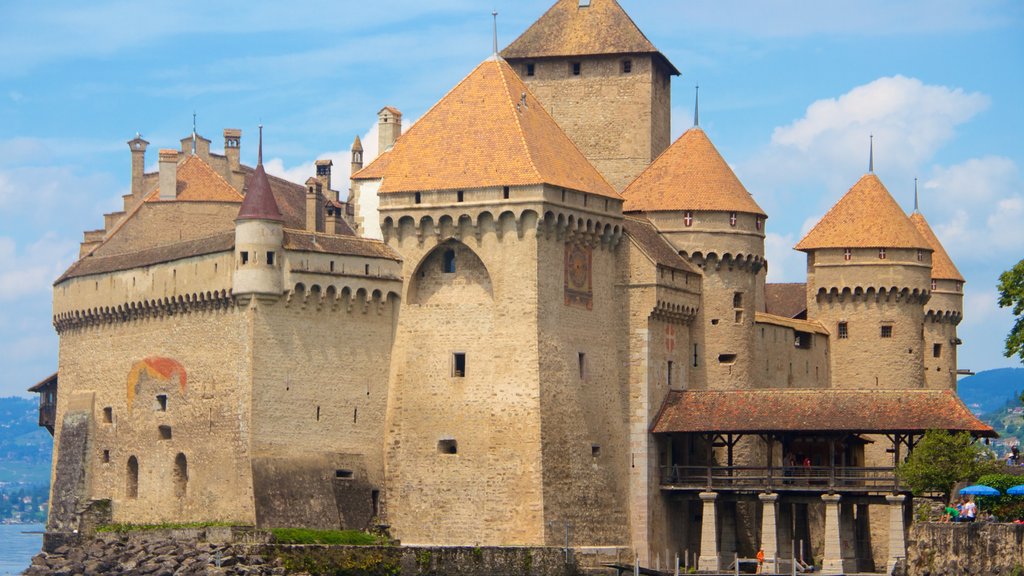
[0,396,53,484]
[957,368,1024,415]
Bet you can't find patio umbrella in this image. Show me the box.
[959,485,1000,496]
[1006,485,1024,495]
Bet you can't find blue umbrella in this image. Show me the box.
[959,485,1000,496]
[1007,485,1024,495]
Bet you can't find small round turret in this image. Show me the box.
[233,127,284,300]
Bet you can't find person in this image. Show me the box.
[1013,445,1020,466]
[756,548,765,574]
[962,497,977,522]
[942,503,959,522]
[784,453,796,484]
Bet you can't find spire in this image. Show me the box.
[869,134,874,173]
[191,111,197,156]
[914,177,920,213]
[492,10,499,55]
[694,85,700,127]
[237,124,283,222]
[258,124,263,165]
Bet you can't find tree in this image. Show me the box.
[998,258,1024,363]
[897,430,999,502]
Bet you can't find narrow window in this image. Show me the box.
[693,344,699,367]
[621,60,632,74]
[844,248,852,261]
[457,190,464,203]
[666,361,673,387]
[933,343,942,358]
[371,490,380,517]
[571,62,581,76]
[838,322,848,339]
[794,332,812,349]
[156,394,167,411]
[316,406,321,421]
[438,439,458,454]
[335,469,354,479]
[453,353,466,377]
[158,425,172,440]
[879,248,887,260]
[503,186,510,199]
[881,325,893,339]
[526,63,535,77]
[414,192,422,204]
[592,445,601,457]
[442,249,456,273]
[735,311,743,324]
[102,450,110,463]
[103,407,113,424]
[173,453,188,498]
[578,352,586,379]
[729,212,737,227]
[267,251,275,266]
[330,261,335,272]
[241,251,249,265]
[126,456,139,499]
[733,292,743,308]
[561,189,566,202]
[684,211,693,227]
[365,264,370,275]
[718,354,737,364]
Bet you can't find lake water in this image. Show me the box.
[0,524,43,576]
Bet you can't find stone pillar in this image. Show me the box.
[821,494,843,574]
[759,493,779,572]
[886,495,907,574]
[698,492,720,572]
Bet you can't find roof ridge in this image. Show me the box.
[497,58,544,184]
[187,154,243,200]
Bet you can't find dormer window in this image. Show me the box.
[844,249,852,261]
[729,212,737,227]
[684,211,693,227]
[878,248,886,260]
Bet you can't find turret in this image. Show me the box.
[910,194,965,390]
[351,135,364,175]
[622,122,767,390]
[128,134,149,198]
[233,127,284,301]
[796,173,932,389]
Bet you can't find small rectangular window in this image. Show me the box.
[693,344,699,367]
[103,407,113,424]
[414,192,422,204]
[735,311,743,324]
[158,425,172,440]
[621,60,632,74]
[102,450,110,463]
[241,251,249,265]
[156,394,167,411]
[591,445,601,457]
[526,63,535,77]
[733,292,743,308]
[267,251,275,266]
[438,439,458,454]
[503,186,510,199]
[443,249,456,273]
[578,352,586,379]
[666,361,673,387]
[838,322,848,339]
[365,264,370,275]
[881,325,893,338]
[571,62,581,76]
[335,469,354,479]
[933,343,942,358]
[794,332,812,349]
[457,190,464,203]
[718,353,737,364]
[453,353,466,377]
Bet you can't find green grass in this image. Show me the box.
[97,521,241,533]
[270,528,383,546]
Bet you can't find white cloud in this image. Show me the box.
[0,234,78,302]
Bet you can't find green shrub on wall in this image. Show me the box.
[975,473,1024,520]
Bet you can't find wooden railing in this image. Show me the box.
[660,465,899,492]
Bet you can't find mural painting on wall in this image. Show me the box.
[564,243,593,310]
[127,357,187,409]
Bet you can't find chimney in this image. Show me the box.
[326,203,340,235]
[305,177,322,232]
[158,150,178,200]
[128,134,149,198]
[350,136,364,176]
[224,129,242,187]
[377,106,402,154]
[315,160,334,200]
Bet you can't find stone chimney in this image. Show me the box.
[351,136,364,176]
[378,106,402,153]
[305,177,322,233]
[315,160,334,200]
[224,128,241,181]
[128,134,149,198]
[158,150,178,200]
[180,134,211,158]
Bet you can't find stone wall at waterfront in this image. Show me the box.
[906,522,1024,576]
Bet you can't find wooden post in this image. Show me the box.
[893,434,902,492]
[766,434,775,490]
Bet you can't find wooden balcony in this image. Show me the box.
[660,465,901,494]
[38,399,56,434]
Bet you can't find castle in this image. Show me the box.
[34,1,992,573]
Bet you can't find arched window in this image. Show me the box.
[127,456,139,499]
[442,249,456,273]
[173,453,188,498]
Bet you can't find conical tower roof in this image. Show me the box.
[910,212,964,282]
[622,127,765,216]
[378,56,618,199]
[237,129,283,222]
[501,0,679,75]
[351,135,363,152]
[795,174,929,251]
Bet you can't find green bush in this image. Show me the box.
[975,473,1024,520]
[270,528,382,545]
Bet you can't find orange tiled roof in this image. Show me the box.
[501,0,679,75]
[622,128,765,216]
[147,155,243,203]
[795,174,930,251]
[352,150,392,181]
[623,216,701,274]
[378,56,618,199]
[910,212,965,282]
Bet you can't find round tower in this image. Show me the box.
[233,127,284,300]
[622,126,767,390]
[910,208,964,390]
[796,174,932,389]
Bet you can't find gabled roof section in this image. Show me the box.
[147,155,243,203]
[765,283,807,319]
[378,56,618,199]
[910,212,965,282]
[501,0,679,75]
[57,232,235,284]
[352,150,392,181]
[754,312,828,336]
[796,174,930,251]
[622,128,765,216]
[623,216,701,274]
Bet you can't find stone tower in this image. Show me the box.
[910,209,964,390]
[377,107,402,153]
[501,0,680,191]
[376,55,629,547]
[127,134,150,198]
[351,135,364,175]
[622,126,767,390]
[233,130,284,301]
[796,174,932,389]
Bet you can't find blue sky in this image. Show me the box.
[0,0,1021,396]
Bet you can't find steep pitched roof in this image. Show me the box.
[378,56,618,199]
[764,283,807,319]
[623,216,701,274]
[57,233,235,283]
[351,135,363,152]
[796,174,930,251]
[910,212,965,282]
[352,150,392,181]
[622,128,765,215]
[147,155,243,202]
[501,0,679,75]
[237,163,283,222]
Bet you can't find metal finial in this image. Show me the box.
[192,111,197,155]
[694,85,700,127]
[914,177,919,212]
[869,134,874,173]
[258,124,263,166]
[492,11,499,55]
